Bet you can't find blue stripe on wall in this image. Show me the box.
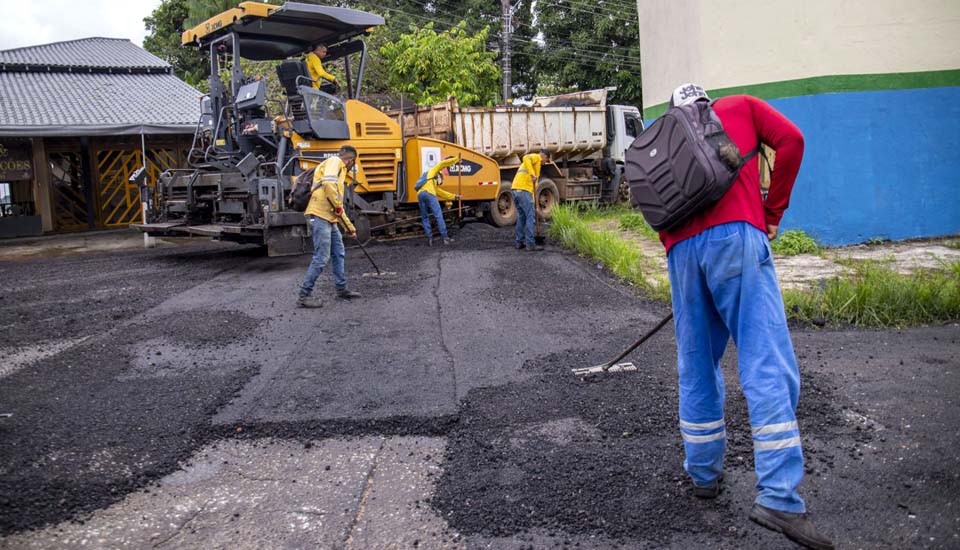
[768,87,960,245]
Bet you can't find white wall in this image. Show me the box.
[637,0,960,109]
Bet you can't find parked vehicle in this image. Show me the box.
[386,89,644,225]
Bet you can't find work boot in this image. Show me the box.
[296,295,323,308]
[527,244,544,251]
[337,288,361,300]
[427,238,433,247]
[749,504,835,550]
[692,475,723,499]
[442,237,453,245]
[515,243,526,250]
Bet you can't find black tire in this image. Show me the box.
[484,188,517,227]
[536,178,560,221]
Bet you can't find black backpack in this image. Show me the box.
[625,101,759,232]
[288,166,318,212]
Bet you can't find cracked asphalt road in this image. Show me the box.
[1,225,958,549]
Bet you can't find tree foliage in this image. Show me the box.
[142,0,644,107]
[532,0,643,107]
[143,0,206,86]
[380,22,501,106]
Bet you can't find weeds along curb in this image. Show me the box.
[548,205,670,302]
[549,205,960,329]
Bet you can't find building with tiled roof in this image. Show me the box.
[0,38,200,237]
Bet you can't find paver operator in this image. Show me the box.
[511,149,550,251]
[306,44,338,94]
[415,155,460,246]
[661,84,833,550]
[297,145,362,308]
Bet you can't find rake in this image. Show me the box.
[572,312,674,377]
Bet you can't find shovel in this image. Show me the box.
[572,312,674,377]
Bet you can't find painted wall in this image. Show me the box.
[636,0,960,244]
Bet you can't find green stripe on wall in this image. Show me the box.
[642,69,960,120]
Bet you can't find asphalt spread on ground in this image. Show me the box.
[0,225,957,549]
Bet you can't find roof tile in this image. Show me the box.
[0,38,170,71]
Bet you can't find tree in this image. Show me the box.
[143,0,207,87]
[532,0,643,107]
[379,22,501,106]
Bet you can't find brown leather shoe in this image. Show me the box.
[692,474,723,499]
[749,504,835,550]
[336,288,361,299]
[296,296,323,308]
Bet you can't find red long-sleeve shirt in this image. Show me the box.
[660,94,805,253]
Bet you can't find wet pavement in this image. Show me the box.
[1,225,958,549]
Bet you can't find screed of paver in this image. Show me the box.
[0,438,390,549]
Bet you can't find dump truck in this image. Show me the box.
[386,89,644,226]
[133,2,502,255]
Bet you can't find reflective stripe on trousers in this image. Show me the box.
[668,221,805,513]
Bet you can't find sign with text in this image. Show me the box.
[0,142,33,181]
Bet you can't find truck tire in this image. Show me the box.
[536,178,560,221]
[484,188,517,227]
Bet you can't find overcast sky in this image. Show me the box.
[0,0,162,51]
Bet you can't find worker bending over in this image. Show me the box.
[297,145,361,308]
[660,84,832,550]
[306,44,338,94]
[512,149,550,250]
[415,155,460,246]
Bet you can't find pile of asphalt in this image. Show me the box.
[432,338,858,546]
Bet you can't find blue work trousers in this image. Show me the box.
[667,221,805,513]
[418,191,448,239]
[299,216,347,297]
[513,189,535,247]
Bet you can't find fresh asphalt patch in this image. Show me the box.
[431,334,857,548]
[0,309,261,533]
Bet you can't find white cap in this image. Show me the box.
[670,83,710,107]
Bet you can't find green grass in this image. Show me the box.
[784,259,960,327]
[550,205,960,328]
[771,229,820,256]
[618,212,659,241]
[549,205,670,301]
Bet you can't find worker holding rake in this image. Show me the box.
[296,145,362,308]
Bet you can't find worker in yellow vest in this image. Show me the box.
[306,44,338,94]
[297,145,361,308]
[512,149,550,250]
[415,155,460,246]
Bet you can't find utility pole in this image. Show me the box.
[501,0,512,103]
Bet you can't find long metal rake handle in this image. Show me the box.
[353,236,382,275]
[603,312,674,369]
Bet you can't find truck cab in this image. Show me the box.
[607,105,644,164]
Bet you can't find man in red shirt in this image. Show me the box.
[662,84,833,550]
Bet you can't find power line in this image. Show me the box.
[385,0,641,62]
[362,1,642,69]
